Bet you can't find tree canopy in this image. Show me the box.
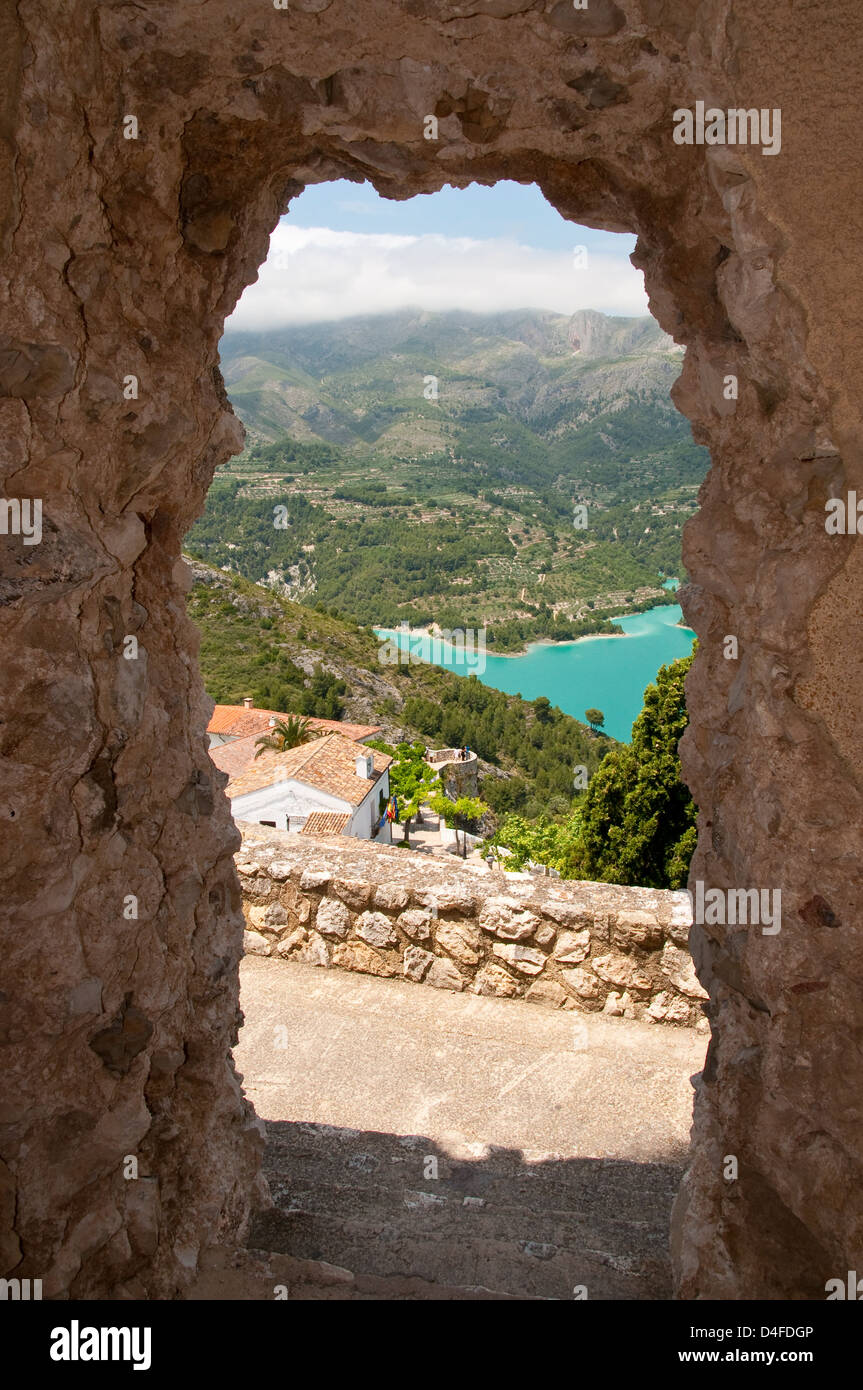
[485,648,697,888]
[566,650,696,888]
[367,740,441,839]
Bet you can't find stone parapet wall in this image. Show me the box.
[426,750,478,800]
[237,825,707,1029]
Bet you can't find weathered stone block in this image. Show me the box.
[425,957,465,992]
[592,953,652,994]
[300,869,331,892]
[373,883,410,912]
[276,928,306,957]
[551,928,591,964]
[333,878,374,910]
[647,990,694,1025]
[612,909,663,950]
[661,943,708,1000]
[418,887,476,915]
[479,897,541,941]
[435,921,483,966]
[293,931,330,968]
[560,966,603,1000]
[243,930,271,957]
[525,979,568,1008]
[473,963,522,998]
[332,941,398,978]
[492,943,546,975]
[355,911,398,948]
[315,898,351,939]
[277,881,299,909]
[541,900,593,930]
[396,909,433,941]
[404,946,434,982]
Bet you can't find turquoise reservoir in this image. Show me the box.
[375,603,695,743]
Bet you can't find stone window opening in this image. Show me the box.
[2,4,858,1304]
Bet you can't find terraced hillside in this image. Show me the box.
[185,308,709,649]
[187,557,609,819]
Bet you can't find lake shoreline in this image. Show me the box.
[374,601,695,743]
[374,627,628,660]
[374,616,688,660]
[374,580,686,660]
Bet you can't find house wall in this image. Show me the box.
[353,771,390,841]
[232,780,352,834]
[231,771,390,840]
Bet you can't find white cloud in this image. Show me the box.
[225,224,649,330]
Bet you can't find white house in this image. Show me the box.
[219,732,392,843]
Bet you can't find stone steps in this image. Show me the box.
[236,956,703,1300]
[189,1245,521,1301]
[248,1120,679,1300]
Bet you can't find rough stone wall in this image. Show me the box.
[2,0,861,1299]
[429,752,479,800]
[238,827,708,1026]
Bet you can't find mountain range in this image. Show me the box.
[219,306,689,477]
[185,307,708,648]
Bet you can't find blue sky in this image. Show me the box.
[286,179,630,252]
[227,179,647,331]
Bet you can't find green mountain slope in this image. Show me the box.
[186,307,707,649]
[188,558,610,818]
[219,307,692,470]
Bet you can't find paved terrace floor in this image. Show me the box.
[226,956,707,1300]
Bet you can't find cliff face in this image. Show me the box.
[2,0,862,1300]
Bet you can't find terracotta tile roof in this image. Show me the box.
[207,705,283,738]
[207,705,381,743]
[209,733,262,779]
[228,733,392,806]
[308,717,382,742]
[300,812,351,837]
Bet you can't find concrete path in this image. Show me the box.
[236,957,706,1299]
[405,804,486,862]
[400,806,442,854]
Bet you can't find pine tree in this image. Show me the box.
[565,650,697,888]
